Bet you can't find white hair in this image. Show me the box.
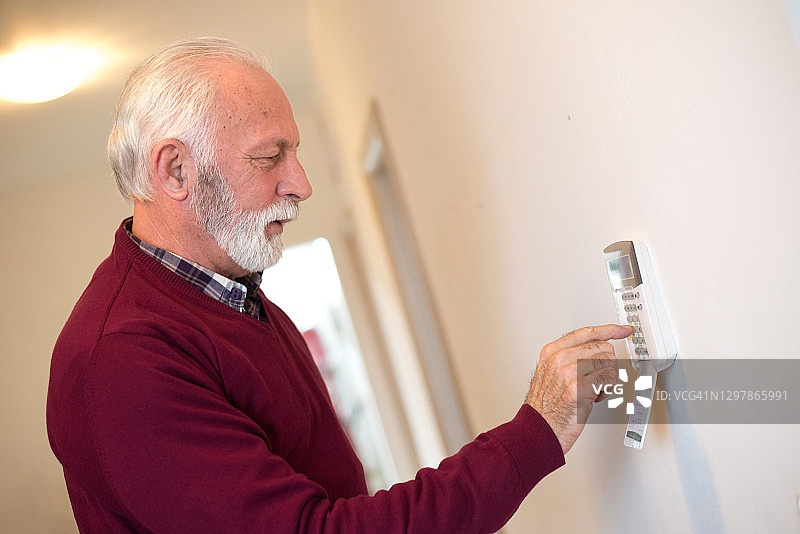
[107,37,269,201]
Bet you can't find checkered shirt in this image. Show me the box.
[123,218,265,320]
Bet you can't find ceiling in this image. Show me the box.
[0,0,317,193]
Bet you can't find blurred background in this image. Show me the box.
[1,1,799,532]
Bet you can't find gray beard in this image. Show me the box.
[191,163,298,273]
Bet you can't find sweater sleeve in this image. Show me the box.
[81,332,564,534]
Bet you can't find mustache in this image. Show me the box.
[263,197,299,223]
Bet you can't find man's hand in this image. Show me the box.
[525,324,632,454]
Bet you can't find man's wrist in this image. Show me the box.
[488,405,566,491]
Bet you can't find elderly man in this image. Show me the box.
[47,37,630,533]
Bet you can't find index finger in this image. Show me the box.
[548,324,632,352]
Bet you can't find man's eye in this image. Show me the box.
[252,155,280,167]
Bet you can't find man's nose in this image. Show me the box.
[277,157,312,202]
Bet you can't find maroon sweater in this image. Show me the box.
[47,221,565,533]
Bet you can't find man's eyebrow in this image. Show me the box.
[249,138,300,153]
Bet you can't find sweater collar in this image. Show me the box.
[122,217,264,319]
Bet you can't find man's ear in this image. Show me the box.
[151,139,191,202]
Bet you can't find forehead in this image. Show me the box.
[210,61,298,149]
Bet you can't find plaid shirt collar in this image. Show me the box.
[124,218,265,320]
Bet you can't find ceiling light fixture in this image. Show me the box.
[0,43,107,104]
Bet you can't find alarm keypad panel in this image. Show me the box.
[602,240,678,449]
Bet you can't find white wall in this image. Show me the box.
[308,1,800,532]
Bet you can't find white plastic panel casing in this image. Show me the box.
[603,241,678,449]
[603,241,678,373]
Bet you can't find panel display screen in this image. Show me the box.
[608,254,634,285]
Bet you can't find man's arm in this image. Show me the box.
[61,324,628,533]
